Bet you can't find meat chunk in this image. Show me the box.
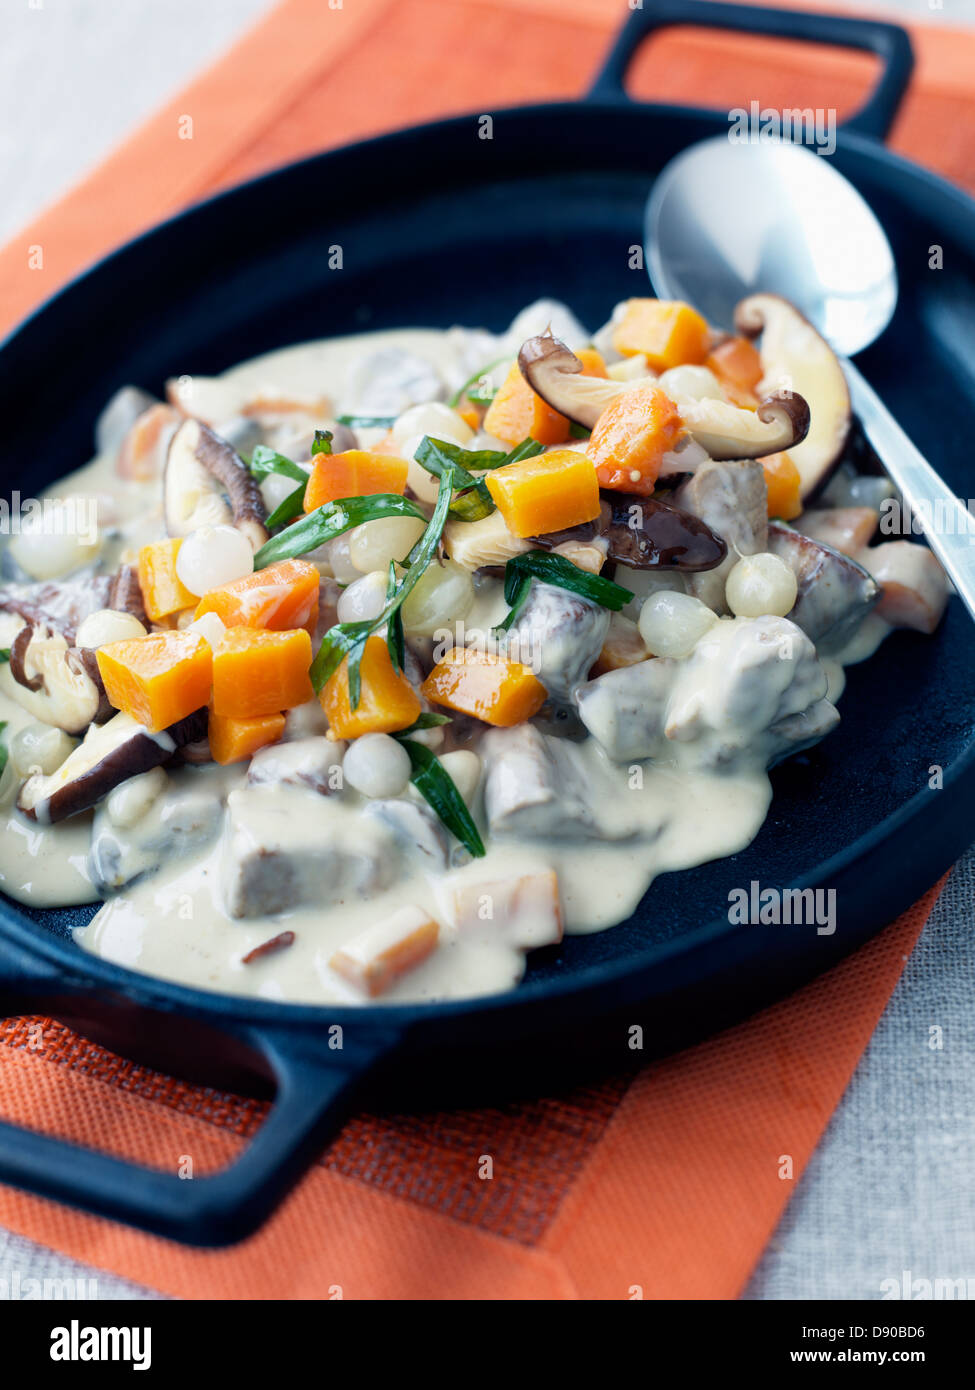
[867,541,948,634]
[91,783,223,891]
[577,616,838,769]
[221,785,397,918]
[361,798,450,870]
[482,723,611,839]
[674,459,768,612]
[247,736,344,794]
[500,580,609,703]
[767,522,878,647]
[796,506,878,557]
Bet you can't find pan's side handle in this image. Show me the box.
[589,0,914,143]
[0,929,399,1246]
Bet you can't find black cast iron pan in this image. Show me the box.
[0,1,972,1245]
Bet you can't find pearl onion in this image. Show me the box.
[176,525,253,597]
[401,559,474,637]
[438,749,481,805]
[656,365,725,403]
[10,723,76,778]
[337,570,389,624]
[260,470,307,514]
[392,402,474,450]
[348,516,426,574]
[325,534,363,584]
[106,767,168,829]
[343,733,412,799]
[725,552,798,619]
[638,590,719,658]
[10,501,102,580]
[75,608,146,649]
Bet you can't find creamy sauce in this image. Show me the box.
[0,321,887,1006]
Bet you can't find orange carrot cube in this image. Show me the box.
[303,450,409,512]
[137,538,196,622]
[208,709,286,765]
[97,629,213,732]
[611,299,710,370]
[485,448,601,539]
[211,627,313,718]
[319,634,422,739]
[421,649,547,726]
[195,557,319,631]
[587,384,684,494]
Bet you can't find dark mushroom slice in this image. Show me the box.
[0,575,113,644]
[518,334,625,429]
[107,564,148,626]
[735,292,851,499]
[517,333,809,459]
[767,521,879,647]
[17,707,208,824]
[2,625,112,731]
[532,494,727,572]
[165,418,269,550]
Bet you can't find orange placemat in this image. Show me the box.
[0,0,968,1298]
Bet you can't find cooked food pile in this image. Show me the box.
[0,294,949,1004]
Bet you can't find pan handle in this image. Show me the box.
[589,0,914,143]
[0,930,399,1246]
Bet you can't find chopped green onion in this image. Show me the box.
[336,413,396,429]
[494,550,633,632]
[248,445,308,485]
[0,649,9,665]
[385,561,405,672]
[311,429,333,456]
[413,435,544,524]
[448,356,510,408]
[399,738,485,858]
[311,469,456,706]
[568,422,591,440]
[395,712,451,735]
[253,493,428,568]
[264,483,307,530]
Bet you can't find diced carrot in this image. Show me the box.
[211,627,314,719]
[195,557,319,631]
[484,362,570,449]
[303,449,409,512]
[456,399,481,431]
[319,634,422,739]
[483,351,608,450]
[97,629,212,732]
[137,538,197,622]
[330,905,439,997]
[587,384,683,494]
[421,648,547,726]
[762,452,803,521]
[611,299,710,369]
[485,448,601,539]
[208,708,286,765]
[706,336,764,397]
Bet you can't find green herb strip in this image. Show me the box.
[336,414,396,429]
[448,356,510,408]
[253,493,428,568]
[413,435,544,524]
[495,550,633,632]
[399,738,485,858]
[310,468,456,704]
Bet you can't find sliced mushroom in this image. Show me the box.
[767,522,878,646]
[107,564,148,626]
[518,335,625,428]
[2,625,111,732]
[735,293,851,499]
[0,575,113,643]
[518,333,809,459]
[531,494,727,572]
[164,418,268,549]
[17,707,208,824]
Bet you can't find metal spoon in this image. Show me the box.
[646,135,975,619]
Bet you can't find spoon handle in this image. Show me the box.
[842,357,975,622]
